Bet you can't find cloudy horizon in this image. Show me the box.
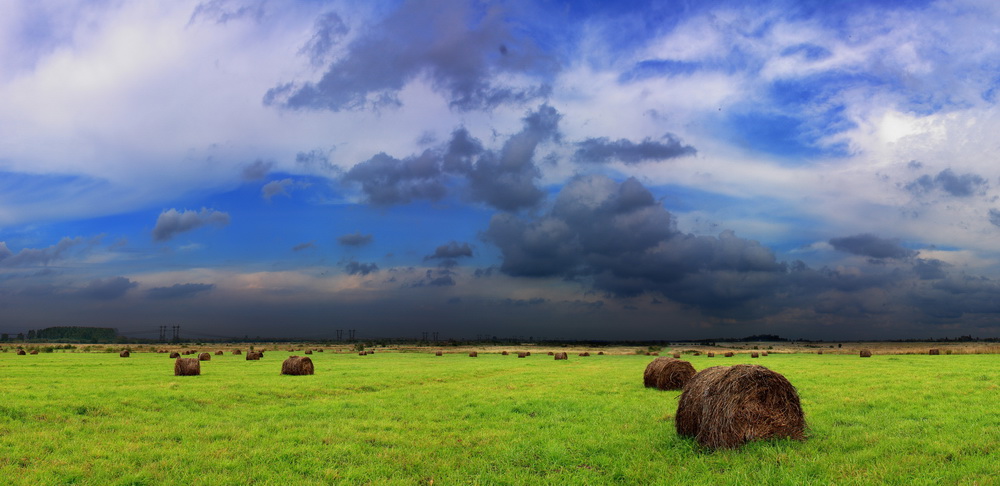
[3,0,1000,341]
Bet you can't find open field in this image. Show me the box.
[1,348,997,485]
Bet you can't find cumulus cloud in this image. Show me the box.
[344,261,379,275]
[0,237,84,267]
[264,0,555,111]
[573,134,696,164]
[242,159,272,180]
[292,241,316,252]
[151,208,231,242]
[425,241,473,260]
[829,234,915,260]
[261,179,296,200]
[343,104,555,210]
[77,276,137,300]
[905,169,987,197]
[147,283,215,299]
[337,232,373,247]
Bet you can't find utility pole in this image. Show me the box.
[348,329,355,340]
[433,331,439,342]
[422,331,428,341]
[159,326,166,342]
[336,329,343,341]
[171,325,180,342]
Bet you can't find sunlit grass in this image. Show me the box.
[0,351,996,484]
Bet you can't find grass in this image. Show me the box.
[0,350,997,485]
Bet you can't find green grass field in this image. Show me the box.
[1,350,997,485]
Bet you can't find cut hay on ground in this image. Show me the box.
[281,356,314,375]
[929,348,940,355]
[198,353,211,361]
[554,352,568,360]
[120,351,130,358]
[169,352,180,358]
[643,357,696,391]
[675,364,805,450]
[469,352,478,357]
[174,358,201,376]
[860,350,872,357]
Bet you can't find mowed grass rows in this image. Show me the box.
[0,351,997,485]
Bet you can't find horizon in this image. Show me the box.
[4,0,1000,341]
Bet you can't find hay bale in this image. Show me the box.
[554,352,568,360]
[435,351,443,356]
[580,352,590,357]
[675,364,805,449]
[598,351,604,355]
[233,349,242,355]
[246,351,262,361]
[929,348,940,355]
[198,352,211,361]
[215,351,224,356]
[358,351,367,356]
[17,349,26,355]
[860,350,872,358]
[29,350,38,355]
[643,357,696,391]
[707,353,715,358]
[174,358,201,376]
[817,350,823,355]
[469,352,478,357]
[672,352,681,359]
[762,352,768,356]
[525,352,531,356]
[751,352,759,358]
[517,352,527,358]
[318,349,325,352]
[281,356,314,375]
[724,352,734,357]
[547,351,554,356]
[501,351,509,355]
[305,350,313,355]
[169,352,180,358]
[120,351,130,358]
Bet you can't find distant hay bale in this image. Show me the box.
[860,350,872,358]
[501,351,509,355]
[547,351,554,355]
[318,349,325,352]
[169,352,180,358]
[598,351,604,355]
[367,350,374,354]
[554,352,568,360]
[281,356,314,375]
[707,353,715,358]
[469,352,478,357]
[672,352,681,359]
[929,348,940,355]
[174,358,201,376]
[816,350,823,355]
[305,350,313,355]
[233,349,242,355]
[675,364,805,450]
[435,351,443,356]
[198,353,211,361]
[517,352,527,358]
[215,351,224,356]
[693,352,701,356]
[724,352,734,357]
[29,350,38,355]
[246,351,262,361]
[120,351,130,358]
[643,357,696,391]
[525,352,531,356]
[17,349,26,355]
[751,352,759,358]
[762,352,768,356]
[358,351,367,356]
[649,352,659,356]
[580,352,590,357]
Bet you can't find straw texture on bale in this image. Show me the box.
[751,352,759,358]
[169,352,180,358]
[435,351,443,356]
[17,349,26,355]
[305,350,313,355]
[643,357,696,391]
[817,350,823,355]
[675,364,805,450]
[762,352,768,356]
[724,352,734,357]
[672,352,681,359]
[554,352,568,360]
[281,356,314,375]
[198,353,211,361]
[120,351,130,358]
[580,352,590,357]
[598,351,604,355]
[215,351,224,356]
[707,353,715,358]
[501,351,509,355]
[469,352,478,357]
[174,358,201,376]
[929,348,940,355]
[233,349,242,355]
[860,350,872,357]
[30,350,38,355]
[547,351,554,355]
[246,351,262,361]
[517,352,527,358]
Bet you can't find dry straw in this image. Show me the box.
[435,351,443,356]
[643,357,696,391]
[675,364,805,449]
[580,352,590,357]
[501,351,509,355]
[860,350,872,358]
[215,351,224,356]
[469,352,478,357]
[120,351,130,358]
[169,352,180,358]
[517,352,527,358]
[672,352,681,359]
[30,350,38,355]
[724,352,734,357]
[174,358,201,376]
[554,352,568,360]
[281,356,314,375]
[707,353,715,358]
[198,353,211,361]
[305,350,313,355]
[929,348,940,355]
[17,349,26,355]
[233,349,242,355]
[751,352,760,358]
[246,351,262,361]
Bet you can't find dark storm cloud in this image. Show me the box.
[342,105,555,211]
[909,275,1000,319]
[829,234,916,260]
[151,208,231,242]
[0,237,83,267]
[77,276,137,300]
[483,175,786,312]
[905,169,987,197]
[425,241,473,260]
[337,232,373,247]
[264,0,555,112]
[147,283,215,299]
[344,261,379,276]
[913,258,946,280]
[242,159,271,180]
[573,133,696,165]
[989,208,1000,228]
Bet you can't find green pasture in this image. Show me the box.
[0,350,996,485]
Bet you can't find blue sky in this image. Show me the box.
[3,0,1000,341]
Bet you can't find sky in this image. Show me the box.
[2,0,1000,341]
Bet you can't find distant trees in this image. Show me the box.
[33,327,117,343]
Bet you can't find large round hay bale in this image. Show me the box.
[672,352,681,359]
[751,352,759,358]
[281,356,314,375]
[233,349,242,355]
[707,352,715,358]
[929,348,940,355]
[762,351,768,356]
[816,350,823,355]
[675,364,805,449]
[517,352,527,358]
[860,350,872,358]
[724,352,734,357]
[554,352,568,360]
[547,351,554,356]
[358,351,367,356]
[198,352,211,361]
[120,351,130,358]
[469,351,478,357]
[501,351,509,355]
[169,352,180,358]
[17,349,26,355]
[29,350,38,355]
[215,351,224,356]
[435,350,443,356]
[174,358,201,376]
[580,352,590,357]
[598,351,604,355]
[246,351,262,361]
[305,350,313,355]
[525,352,531,356]
[643,357,696,391]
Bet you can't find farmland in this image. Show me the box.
[0,347,997,485]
